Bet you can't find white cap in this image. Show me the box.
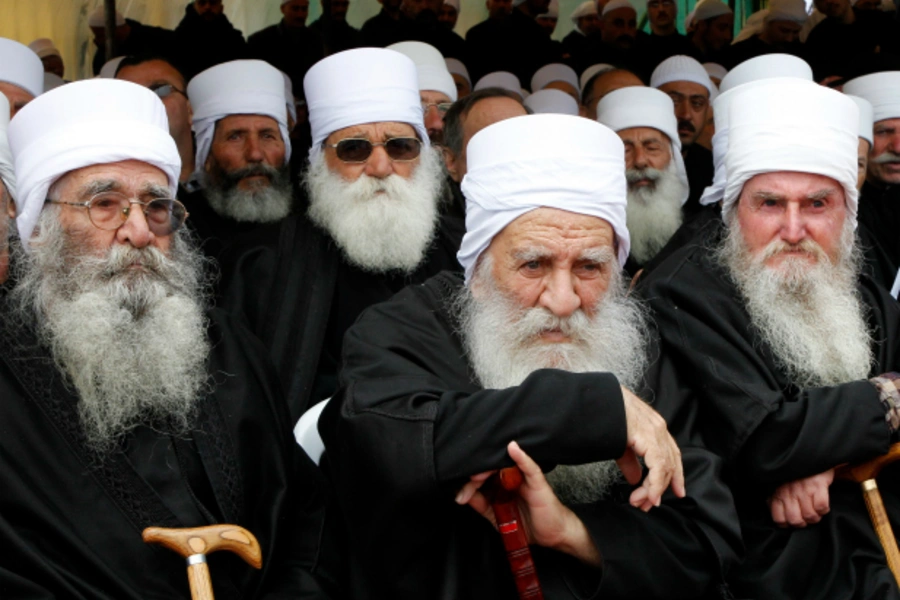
[724,79,859,226]
[189,59,292,176]
[0,38,44,98]
[0,93,16,202]
[524,89,580,115]
[602,0,636,16]
[764,0,808,23]
[388,41,458,101]
[580,63,616,92]
[596,86,690,206]
[445,58,471,87]
[719,53,812,93]
[444,0,460,11]
[42,73,65,93]
[571,0,598,24]
[703,62,728,82]
[98,56,126,79]
[844,71,900,124]
[458,114,629,282]
[474,71,524,99]
[304,48,427,160]
[692,0,733,21]
[282,70,297,124]
[28,38,60,60]
[540,0,559,19]
[88,6,125,27]
[531,63,579,94]
[8,79,180,247]
[845,95,873,146]
[733,9,767,43]
[651,55,717,99]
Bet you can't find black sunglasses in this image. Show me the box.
[326,137,422,163]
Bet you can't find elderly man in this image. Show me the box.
[687,0,733,65]
[174,0,247,79]
[0,38,43,118]
[0,93,15,286]
[0,78,335,598]
[597,86,689,275]
[388,41,458,145]
[580,67,643,120]
[643,78,900,600]
[721,0,806,68]
[318,113,740,599]
[219,48,460,421]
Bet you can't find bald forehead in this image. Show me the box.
[462,97,527,147]
[591,71,643,100]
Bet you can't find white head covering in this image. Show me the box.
[580,63,616,92]
[540,0,559,19]
[42,73,65,93]
[699,55,813,207]
[0,38,44,98]
[846,95,874,145]
[651,55,717,99]
[764,0,808,23]
[8,79,180,247]
[304,48,427,161]
[692,0,733,22]
[445,58,470,87]
[388,41,458,101]
[88,6,125,27]
[596,86,690,206]
[703,62,728,82]
[282,71,297,124]
[733,9,767,43]
[444,0,460,11]
[723,79,859,226]
[602,0,636,16]
[531,63,579,94]
[474,71,524,99]
[524,89,580,115]
[0,93,16,202]
[459,114,629,282]
[843,71,900,124]
[98,56,126,79]
[28,38,60,60]
[189,59,292,177]
[571,0,598,24]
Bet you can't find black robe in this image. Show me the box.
[0,306,337,599]
[360,9,405,47]
[465,11,560,88]
[179,186,268,264]
[682,144,714,219]
[92,19,178,76]
[718,34,804,70]
[859,179,900,282]
[638,31,698,73]
[247,21,325,98]
[640,219,900,599]
[803,9,900,80]
[318,270,742,599]
[173,3,247,80]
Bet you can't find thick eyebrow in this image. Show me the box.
[753,191,783,202]
[807,188,837,201]
[578,247,615,264]
[513,247,552,262]
[77,179,118,200]
[141,182,171,199]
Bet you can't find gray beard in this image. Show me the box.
[204,162,294,224]
[304,146,443,274]
[455,257,651,504]
[9,209,212,455]
[625,162,686,265]
[718,217,873,388]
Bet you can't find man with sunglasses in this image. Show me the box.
[0,79,337,598]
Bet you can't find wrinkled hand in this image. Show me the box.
[620,386,685,511]
[768,469,834,528]
[455,442,600,565]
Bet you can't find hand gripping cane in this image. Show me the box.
[143,524,262,600]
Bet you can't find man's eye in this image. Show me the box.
[522,260,541,270]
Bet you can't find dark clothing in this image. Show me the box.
[308,18,363,56]
[638,31,697,73]
[179,186,265,263]
[719,34,804,70]
[174,3,247,80]
[803,9,900,80]
[859,179,900,281]
[575,35,650,81]
[318,270,741,599]
[465,11,560,88]
[641,219,900,599]
[683,144,714,218]
[0,306,335,599]
[92,19,177,76]
[394,13,469,63]
[218,212,464,422]
[360,9,405,47]
[247,21,324,97]
[561,29,591,67]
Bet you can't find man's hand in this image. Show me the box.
[768,469,835,528]
[456,441,602,566]
[620,386,685,511]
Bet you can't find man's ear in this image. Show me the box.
[443,146,462,183]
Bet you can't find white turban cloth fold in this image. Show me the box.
[571,0,598,24]
[0,38,44,98]
[7,79,180,248]
[445,58,471,86]
[846,95,874,145]
[844,71,900,124]
[474,71,524,98]
[603,0,636,16]
[580,64,615,92]
[531,63,579,94]
[459,114,629,283]
[524,89,580,115]
[596,86,690,206]
[388,41,458,101]
[304,48,427,161]
[28,38,60,60]
[188,60,292,179]
[765,0,808,23]
[651,55,718,100]
[692,0,733,21]
[723,79,859,227]
[0,93,16,201]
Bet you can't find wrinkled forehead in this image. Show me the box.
[738,171,845,205]
[495,207,617,258]
[52,160,169,199]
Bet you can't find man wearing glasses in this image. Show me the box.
[0,78,336,598]
[388,41,458,146]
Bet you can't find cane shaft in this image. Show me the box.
[187,561,215,600]
[862,480,900,587]
[491,468,545,600]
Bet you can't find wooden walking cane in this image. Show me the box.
[143,524,262,600]
[487,466,545,600]
[835,442,900,587]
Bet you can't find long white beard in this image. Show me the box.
[719,217,872,388]
[204,161,294,224]
[625,161,686,265]
[9,210,212,455]
[456,257,651,504]
[304,146,443,274]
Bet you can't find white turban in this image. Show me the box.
[596,86,690,206]
[0,93,16,202]
[28,38,60,60]
[459,114,629,283]
[531,63,579,94]
[703,62,728,82]
[388,41,458,101]
[88,6,125,27]
[444,0,460,11]
[700,54,813,207]
[580,63,615,92]
[733,9,767,43]
[474,71,524,99]
[304,48,427,161]
[764,0,808,23]
[98,56,126,79]
[540,0,559,19]
[603,0,636,16]
[445,58,470,87]
[0,38,44,98]
[844,71,900,124]
[692,0,732,21]
[571,0,598,24]
[723,79,859,227]
[7,79,180,247]
[188,59,291,177]
[282,71,297,124]
[651,55,718,99]
[524,89,580,115]
[846,95,874,145]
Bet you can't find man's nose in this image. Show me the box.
[539,270,581,318]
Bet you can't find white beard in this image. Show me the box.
[304,146,443,274]
[719,217,873,388]
[625,161,686,265]
[9,210,212,455]
[456,257,651,504]
[204,161,294,224]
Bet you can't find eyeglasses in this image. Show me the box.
[45,192,189,236]
[326,137,422,163]
[422,101,454,115]
[149,83,186,100]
